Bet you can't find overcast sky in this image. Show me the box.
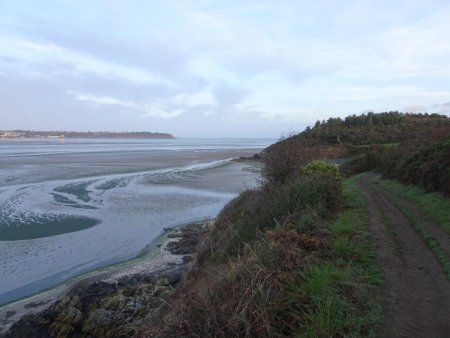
[1,1,449,137]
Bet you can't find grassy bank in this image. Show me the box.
[142,169,383,337]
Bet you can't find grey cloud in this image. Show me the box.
[216,48,325,86]
[52,34,188,78]
[429,101,450,114]
[19,16,191,80]
[429,102,450,108]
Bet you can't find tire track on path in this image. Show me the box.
[356,173,450,338]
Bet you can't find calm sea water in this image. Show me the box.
[0,138,273,305]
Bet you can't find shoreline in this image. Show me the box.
[0,220,211,334]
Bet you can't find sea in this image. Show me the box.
[0,138,273,305]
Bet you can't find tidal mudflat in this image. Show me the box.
[0,138,271,305]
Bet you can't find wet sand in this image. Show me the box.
[0,148,261,186]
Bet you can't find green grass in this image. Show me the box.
[332,237,353,259]
[381,143,400,149]
[329,211,354,237]
[374,176,450,235]
[303,296,348,337]
[289,176,383,337]
[299,264,350,297]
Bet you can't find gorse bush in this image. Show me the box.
[303,160,341,181]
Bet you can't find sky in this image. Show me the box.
[1,0,450,138]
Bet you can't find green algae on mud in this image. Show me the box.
[53,181,95,202]
[0,214,100,241]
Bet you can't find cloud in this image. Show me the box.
[429,101,450,114]
[0,38,169,85]
[70,87,222,119]
[70,91,183,119]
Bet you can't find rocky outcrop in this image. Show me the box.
[166,222,209,255]
[2,267,186,338]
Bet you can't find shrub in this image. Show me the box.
[340,145,386,177]
[375,135,450,196]
[262,136,321,183]
[303,160,341,181]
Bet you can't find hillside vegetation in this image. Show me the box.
[266,112,450,195]
[139,111,449,337]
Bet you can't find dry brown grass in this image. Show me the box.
[140,226,329,338]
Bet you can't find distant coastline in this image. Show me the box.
[0,130,175,139]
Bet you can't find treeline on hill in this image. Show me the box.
[303,111,449,144]
[265,111,450,196]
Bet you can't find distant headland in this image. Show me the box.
[0,130,175,139]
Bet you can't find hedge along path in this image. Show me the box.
[356,173,450,338]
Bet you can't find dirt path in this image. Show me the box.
[356,174,450,338]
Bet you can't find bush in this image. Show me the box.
[340,145,385,177]
[371,135,450,196]
[303,160,341,181]
[262,136,321,183]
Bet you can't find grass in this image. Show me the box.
[374,176,450,235]
[288,176,383,337]
[373,176,450,280]
[381,143,400,149]
[299,264,350,297]
[303,296,348,337]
